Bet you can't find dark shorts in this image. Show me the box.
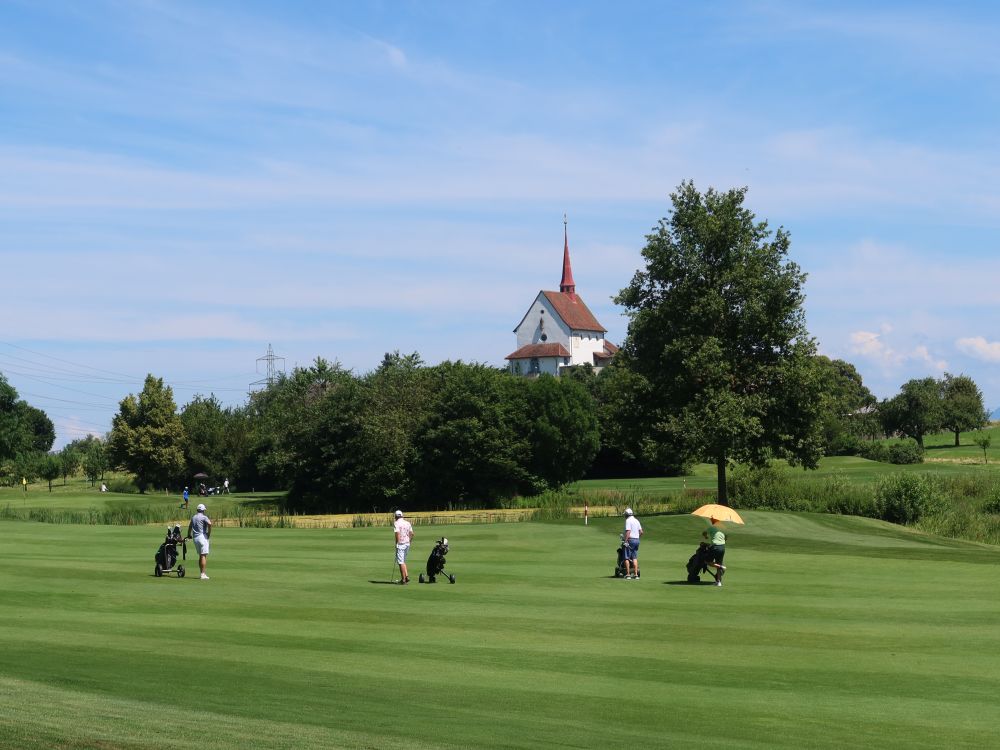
[624,539,640,561]
[708,545,725,565]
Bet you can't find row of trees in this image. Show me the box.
[880,373,988,448]
[100,359,599,511]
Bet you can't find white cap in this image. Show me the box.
[394,510,403,517]
[441,537,448,545]
[624,508,633,516]
[197,503,206,512]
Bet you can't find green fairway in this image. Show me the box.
[2,515,999,748]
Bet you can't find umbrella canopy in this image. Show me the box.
[691,504,745,525]
[192,472,210,479]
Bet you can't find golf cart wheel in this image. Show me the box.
[177,566,185,578]
[449,574,456,584]
[418,574,424,583]
[154,564,162,577]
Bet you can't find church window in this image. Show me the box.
[530,358,540,374]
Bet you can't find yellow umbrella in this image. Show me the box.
[691,503,744,525]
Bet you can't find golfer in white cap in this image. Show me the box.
[623,508,643,579]
[393,510,414,584]
[187,503,213,580]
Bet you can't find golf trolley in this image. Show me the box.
[686,542,715,583]
[418,538,456,584]
[613,534,639,578]
[614,534,628,578]
[154,525,187,578]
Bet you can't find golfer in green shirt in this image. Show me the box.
[702,518,727,586]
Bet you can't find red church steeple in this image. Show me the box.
[560,214,576,300]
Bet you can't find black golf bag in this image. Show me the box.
[686,542,714,583]
[419,538,455,584]
[614,534,629,578]
[154,525,187,578]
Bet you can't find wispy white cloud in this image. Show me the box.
[956,336,1000,363]
[848,328,948,373]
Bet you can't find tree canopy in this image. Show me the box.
[941,373,986,446]
[880,377,944,449]
[614,181,823,504]
[107,375,186,492]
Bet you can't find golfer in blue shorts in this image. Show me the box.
[623,508,643,579]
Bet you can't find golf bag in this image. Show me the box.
[419,538,455,584]
[614,534,629,578]
[154,525,187,578]
[686,542,714,583]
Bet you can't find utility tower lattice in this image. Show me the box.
[249,344,285,393]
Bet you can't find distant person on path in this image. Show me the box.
[393,510,414,584]
[222,478,230,494]
[101,483,108,492]
[21,476,26,492]
[187,503,213,580]
[180,487,189,509]
[623,508,643,579]
[702,518,727,586]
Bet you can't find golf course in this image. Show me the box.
[2,503,999,748]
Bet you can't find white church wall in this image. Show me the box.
[514,293,571,350]
[570,331,607,366]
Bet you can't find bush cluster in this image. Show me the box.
[857,439,923,464]
[873,474,946,524]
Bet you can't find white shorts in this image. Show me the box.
[395,544,410,564]
[193,534,210,556]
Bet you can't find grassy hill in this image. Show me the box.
[1,513,998,748]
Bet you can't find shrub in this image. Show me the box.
[826,433,862,457]
[727,464,810,511]
[106,477,140,494]
[858,441,888,462]
[981,484,1000,515]
[873,473,946,525]
[806,472,878,517]
[886,439,923,465]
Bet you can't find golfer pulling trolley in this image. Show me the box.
[623,508,643,579]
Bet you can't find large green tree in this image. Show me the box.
[941,373,986,446]
[813,356,877,454]
[0,373,55,460]
[516,374,600,489]
[107,375,186,492]
[880,377,943,449]
[614,181,824,504]
[0,374,19,462]
[15,403,55,454]
[180,394,231,480]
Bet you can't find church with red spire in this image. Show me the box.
[506,218,618,376]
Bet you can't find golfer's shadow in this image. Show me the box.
[369,580,402,585]
[664,580,718,586]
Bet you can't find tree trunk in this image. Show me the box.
[916,433,924,449]
[955,431,960,447]
[716,453,728,506]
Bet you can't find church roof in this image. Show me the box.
[540,291,606,333]
[505,342,571,360]
[594,340,618,361]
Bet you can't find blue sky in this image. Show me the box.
[3,0,1000,447]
